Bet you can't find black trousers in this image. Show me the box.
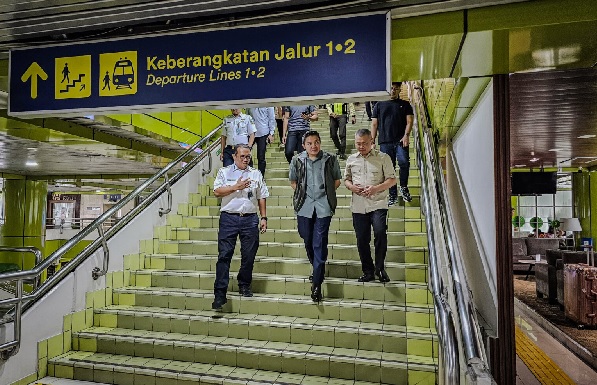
[352,209,388,273]
[254,134,269,176]
[284,130,307,163]
[275,119,284,140]
[214,212,259,298]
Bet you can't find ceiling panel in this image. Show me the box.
[510,68,597,169]
[0,132,167,176]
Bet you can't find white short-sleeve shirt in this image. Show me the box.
[222,113,257,146]
[213,164,269,214]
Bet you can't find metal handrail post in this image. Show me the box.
[0,279,22,360]
[158,174,172,217]
[91,226,110,280]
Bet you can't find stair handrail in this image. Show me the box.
[0,247,43,291]
[0,123,223,359]
[411,88,460,384]
[409,81,496,384]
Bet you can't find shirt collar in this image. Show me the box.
[357,148,378,158]
[308,151,323,161]
[232,164,250,172]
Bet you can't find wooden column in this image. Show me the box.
[491,74,515,384]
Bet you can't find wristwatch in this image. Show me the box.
[260,217,268,221]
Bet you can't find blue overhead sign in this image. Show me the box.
[9,13,389,117]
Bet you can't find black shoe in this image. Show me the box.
[239,286,253,297]
[311,284,322,302]
[388,196,398,206]
[211,296,227,310]
[400,187,412,203]
[358,273,375,282]
[375,269,390,283]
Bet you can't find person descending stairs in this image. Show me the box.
[42,104,437,385]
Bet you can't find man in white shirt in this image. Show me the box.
[220,108,257,167]
[344,129,397,283]
[212,144,269,310]
[246,107,276,177]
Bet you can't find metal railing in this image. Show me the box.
[0,123,222,360]
[46,217,121,234]
[0,247,42,359]
[0,247,43,293]
[409,81,496,384]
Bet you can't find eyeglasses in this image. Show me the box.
[237,155,252,160]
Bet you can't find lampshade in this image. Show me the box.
[560,218,582,232]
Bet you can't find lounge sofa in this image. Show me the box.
[512,237,560,271]
[535,249,586,305]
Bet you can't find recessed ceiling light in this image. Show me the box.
[25,160,38,167]
[514,164,526,168]
[529,158,540,162]
[578,135,596,139]
[548,148,562,152]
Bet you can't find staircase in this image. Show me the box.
[42,106,438,385]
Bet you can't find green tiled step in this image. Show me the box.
[143,255,428,283]
[48,351,435,385]
[111,288,435,327]
[171,205,423,220]
[177,216,426,232]
[166,228,428,247]
[89,308,437,354]
[70,327,436,383]
[128,270,431,304]
[157,241,428,264]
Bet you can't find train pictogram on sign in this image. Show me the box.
[99,51,137,97]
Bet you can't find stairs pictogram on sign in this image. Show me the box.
[55,55,91,100]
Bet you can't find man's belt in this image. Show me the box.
[223,211,256,217]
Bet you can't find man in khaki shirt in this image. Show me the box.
[344,129,397,283]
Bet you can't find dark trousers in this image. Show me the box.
[297,213,332,285]
[285,130,307,163]
[223,146,253,168]
[276,119,284,140]
[380,142,410,197]
[366,101,377,119]
[329,115,347,155]
[352,209,388,273]
[214,212,259,298]
[254,134,269,176]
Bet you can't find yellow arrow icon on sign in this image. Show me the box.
[21,62,48,99]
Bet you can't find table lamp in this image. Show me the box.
[560,218,582,250]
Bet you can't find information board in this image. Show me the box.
[9,13,389,117]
